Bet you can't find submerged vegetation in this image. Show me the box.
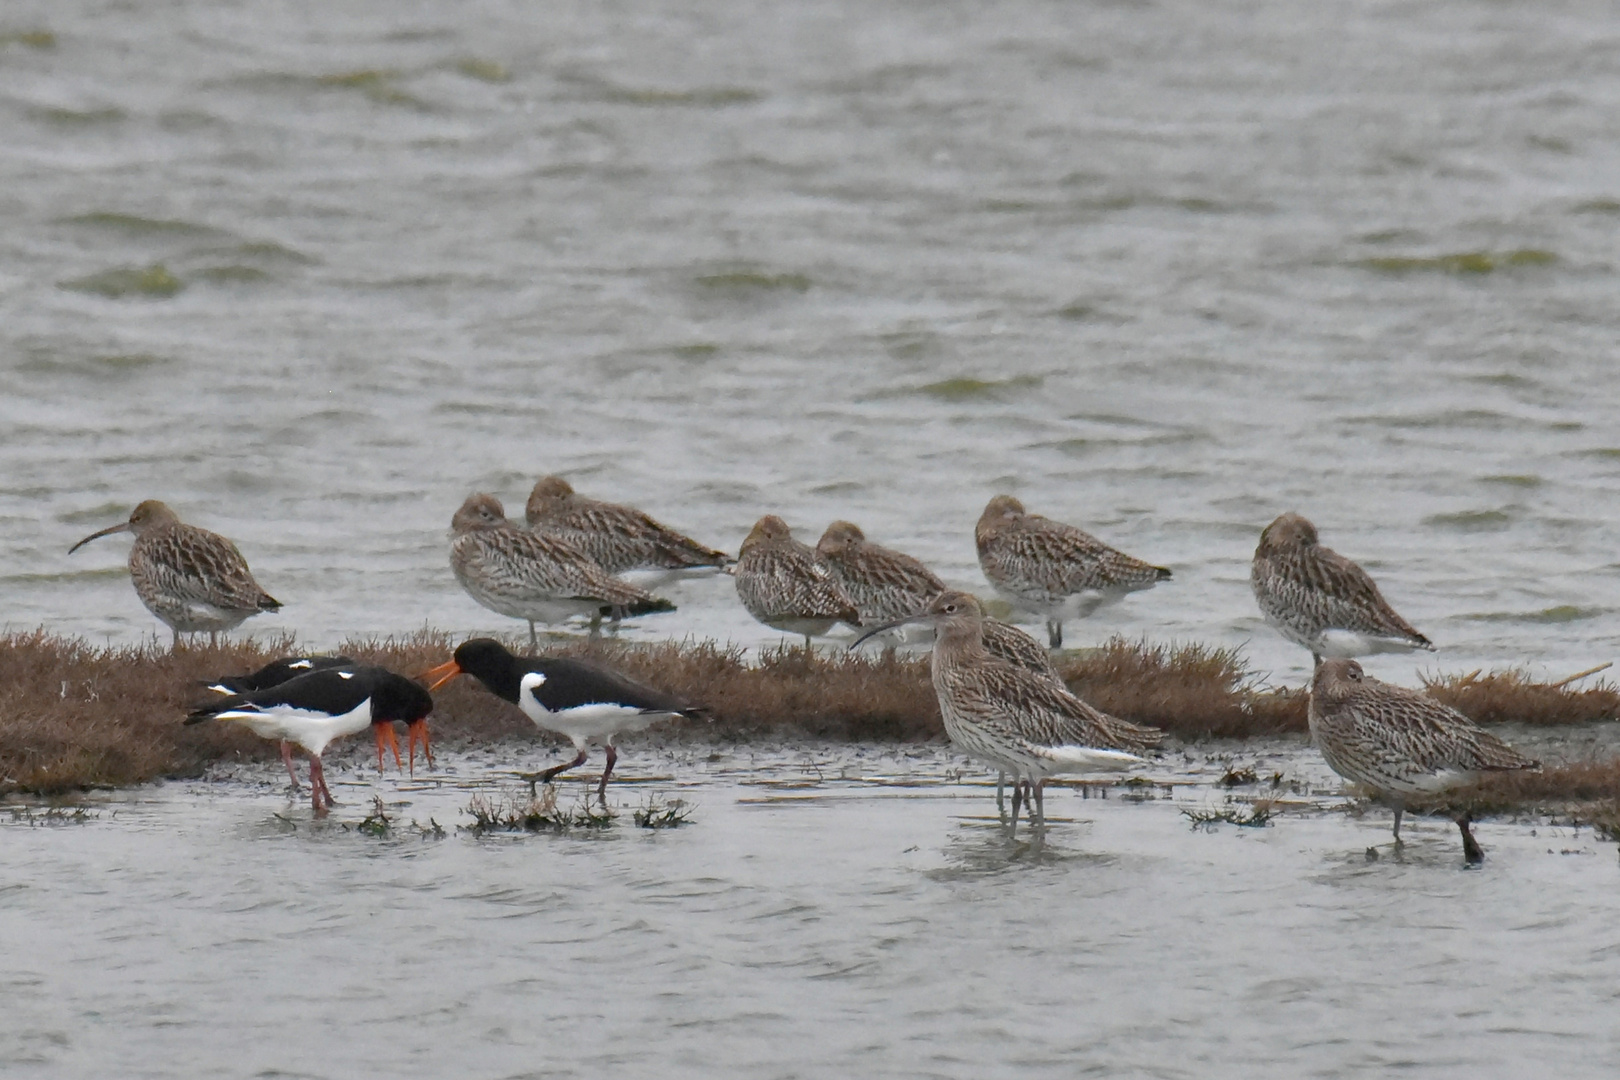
[2,630,1618,804]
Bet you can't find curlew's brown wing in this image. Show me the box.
[137,526,279,611]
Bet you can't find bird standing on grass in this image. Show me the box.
[1309,659,1537,863]
[449,493,675,646]
[852,590,1161,835]
[1252,512,1434,668]
[424,638,705,805]
[69,500,281,650]
[975,495,1170,650]
[187,665,433,815]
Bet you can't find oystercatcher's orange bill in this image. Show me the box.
[422,660,462,692]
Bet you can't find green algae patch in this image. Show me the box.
[1462,606,1603,626]
[315,69,420,106]
[1422,508,1514,531]
[911,375,1043,402]
[58,264,183,299]
[455,57,510,83]
[194,265,272,285]
[1356,250,1558,275]
[59,212,226,238]
[693,271,811,293]
[0,30,55,49]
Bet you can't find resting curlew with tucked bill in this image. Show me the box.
[525,475,732,578]
[68,500,282,650]
[1309,659,1537,863]
[1251,512,1433,668]
[976,495,1170,650]
[852,590,1161,833]
[734,515,861,648]
[450,494,675,647]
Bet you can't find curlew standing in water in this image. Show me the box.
[450,494,675,646]
[852,590,1161,833]
[525,476,731,577]
[68,500,281,650]
[976,495,1170,650]
[425,638,706,804]
[1252,512,1433,667]
[1309,659,1537,863]
[187,665,433,815]
[734,515,861,648]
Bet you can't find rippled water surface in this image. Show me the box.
[3,0,1620,681]
[3,742,1618,1079]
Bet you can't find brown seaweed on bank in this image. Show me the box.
[2,629,1617,797]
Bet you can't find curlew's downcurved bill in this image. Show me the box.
[734,515,861,648]
[852,589,1161,833]
[186,665,432,815]
[1309,659,1536,863]
[525,475,731,577]
[975,495,1170,650]
[1252,513,1433,666]
[449,493,675,646]
[423,638,706,804]
[69,500,281,650]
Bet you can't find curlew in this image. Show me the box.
[525,475,731,578]
[1252,512,1433,667]
[733,515,861,648]
[1309,659,1536,863]
[852,590,1160,834]
[975,495,1169,649]
[69,500,281,650]
[449,493,674,646]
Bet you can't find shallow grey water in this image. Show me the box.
[2,743,1618,1079]
[3,1,1620,682]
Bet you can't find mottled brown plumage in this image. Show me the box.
[525,476,731,575]
[976,495,1170,649]
[734,516,861,647]
[1252,513,1432,665]
[853,590,1161,831]
[1310,659,1537,861]
[68,500,280,650]
[449,494,674,646]
[815,521,945,625]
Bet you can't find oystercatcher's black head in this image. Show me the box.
[422,638,525,703]
[369,670,436,777]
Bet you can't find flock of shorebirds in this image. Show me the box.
[67,479,1538,861]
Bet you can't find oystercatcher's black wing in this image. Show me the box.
[528,657,696,715]
[207,655,357,694]
[188,666,380,723]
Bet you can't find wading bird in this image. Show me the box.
[525,475,731,577]
[976,495,1169,649]
[1252,512,1433,667]
[734,515,861,649]
[187,665,433,814]
[69,500,281,650]
[1309,659,1536,863]
[424,638,705,804]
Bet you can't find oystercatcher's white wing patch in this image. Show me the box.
[338,671,354,680]
[290,660,313,669]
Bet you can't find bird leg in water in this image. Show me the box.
[597,744,618,805]
[407,720,434,776]
[279,740,301,792]
[528,619,539,648]
[1455,812,1484,864]
[1391,807,1404,843]
[523,750,590,795]
[373,724,403,774]
[1033,780,1046,829]
[1010,781,1024,837]
[996,771,1007,817]
[307,754,335,813]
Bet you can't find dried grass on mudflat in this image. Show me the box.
[3,630,1618,795]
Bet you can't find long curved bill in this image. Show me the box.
[68,521,131,555]
[421,659,463,692]
[847,612,934,652]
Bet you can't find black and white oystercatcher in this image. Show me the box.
[424,638,704,804]
[204,656,367,787]
[187,665,433,813]
[69,500,282,650]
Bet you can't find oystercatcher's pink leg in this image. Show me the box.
[307,754,334,814]
[279,740,301,791]
[523,750,588,795]
[597,745,618,805]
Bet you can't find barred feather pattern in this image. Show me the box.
[450,494,672,624]
[980,619,1063,684]
[1251,513,1431,655]
[975,496,1169,613]
[817,526,946,624]
[734,517,860,635]
[1309,659,1537,802]
[526,479,730,574]
[925,593,1162,781]
[130,522,281,634]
